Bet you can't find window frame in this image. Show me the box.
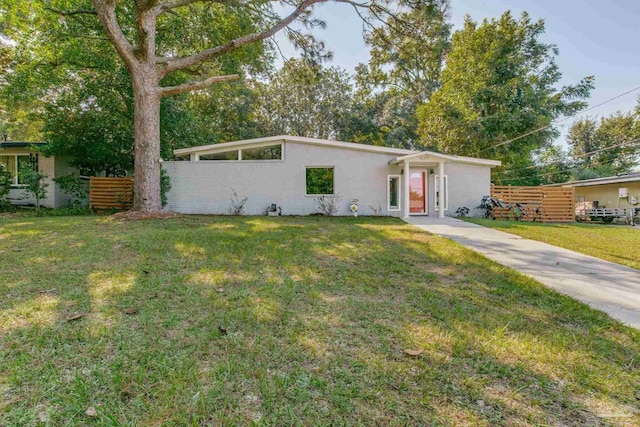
[304,166,335,196]
[434,174,449,211]
[387,174,401,211]
[0,153,34,187]
[195,143,285,162]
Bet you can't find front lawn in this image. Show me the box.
[1,216,639,425]
[464,218,640,270]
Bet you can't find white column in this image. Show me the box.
[403,160,410,218]
[438,161,445,218]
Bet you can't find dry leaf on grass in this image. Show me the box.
[215,288,225,293]
[66,313,87,321]
[123,307,138,315]
[403,349,424,356]
[85,406,97,417]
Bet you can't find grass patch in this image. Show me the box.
[1,215,639,425]
[464,218,640,270]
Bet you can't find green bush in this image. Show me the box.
[0,163,12,199]
[161,168,171,207]
[19,162,49,210]
[53,174,88,203]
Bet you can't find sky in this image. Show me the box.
[273,0,640,147]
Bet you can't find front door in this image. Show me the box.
[409,171,427,214]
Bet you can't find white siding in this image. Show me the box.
[163,140,493,216]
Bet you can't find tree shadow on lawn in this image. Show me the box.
[0,215,639,426]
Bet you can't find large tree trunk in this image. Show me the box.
[131,66,162,212]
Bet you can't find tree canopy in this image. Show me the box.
[417,11,594,178]
[252,58,354,139]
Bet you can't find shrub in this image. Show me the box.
[314,194,343,216]
[229,188,248,215]
[19,162,49,210]
[53,174,88,205]
[0,163,12,200]
[161,169,171,207]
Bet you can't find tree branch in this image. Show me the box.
[160,74,239,96]
[44,7,97,16]
[91,0,137,66]
[155,0,225,13]
[157,0,324,75]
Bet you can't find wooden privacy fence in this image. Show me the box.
[89,177,134,210]
[491,185,575,223]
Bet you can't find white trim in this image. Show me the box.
[434,174,448,211]
[403,160,410,218]
[0,153,33,186]
[387,175,401,211]
[304,166,335,196]
[408,170,429,216]
[194,142,284,162]
[390,151,501,168]
[174,135,413,157]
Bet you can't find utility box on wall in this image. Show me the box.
[631,195,638,205]
[619,188,629,198]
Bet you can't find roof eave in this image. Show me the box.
[173,135,415,157]
[389,151,501,167]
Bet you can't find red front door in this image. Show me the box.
[409,171,426,214]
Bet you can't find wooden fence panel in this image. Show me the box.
[89,177,134,210]
[490,185,574,223]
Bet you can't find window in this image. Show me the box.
[306,167,334,195]
[388,175,400,211]
[241,144,282,160]
[434,175,448,210]
[578,195,585,202]
[196,144,283,161]
[199,150,238,161]
[0,154,35,185]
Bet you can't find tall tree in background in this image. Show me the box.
[253,59,353,139]
[355,0,450,148]
[568,111,639,178]
[0,39,42,140]
[3,0,421,212]
[417,11,593,180]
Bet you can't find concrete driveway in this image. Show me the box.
[405,216,640,329]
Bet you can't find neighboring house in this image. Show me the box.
[0,141,77,208]
[549,172,640,209]
[163,136,501,217]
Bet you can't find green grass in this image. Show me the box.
[1,215,639,426]
[464,218,640,270]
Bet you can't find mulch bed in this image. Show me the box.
[110,210,181,221]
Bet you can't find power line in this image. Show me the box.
[496,138,640,183]
[495,137,640,176]
[502,166,578,181]
[499,167,578,183]
[478,85,640,154]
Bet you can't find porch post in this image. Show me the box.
[403,160,410,218]
[438,161,445,218]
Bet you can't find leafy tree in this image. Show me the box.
[355,0,450,148]
[0,163,13,199]
[0,40,42,140]
[567,112,639,176]
[252,59,354,139]
[2,0,416,212]
[417,11,594,178]
[18,161,48,209]
[535,144,572,185]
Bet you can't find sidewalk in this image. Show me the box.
[405,216,640,328]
